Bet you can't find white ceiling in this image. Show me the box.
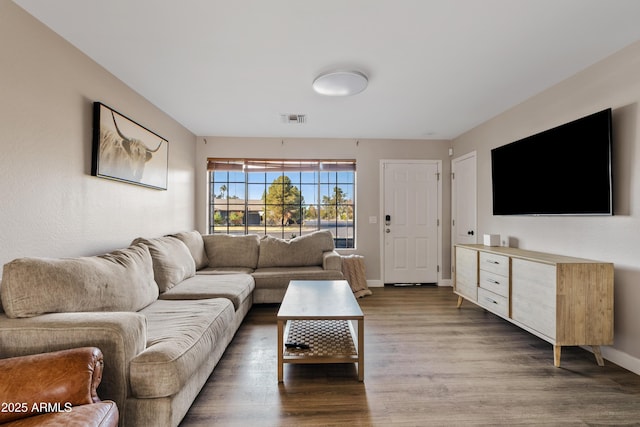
[14,0,640,140]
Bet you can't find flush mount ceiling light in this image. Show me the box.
[312,70,368,96]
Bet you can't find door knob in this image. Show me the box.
[467,230,474,236]
[386,228,391,233]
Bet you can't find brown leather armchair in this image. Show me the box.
[0,347,118,426]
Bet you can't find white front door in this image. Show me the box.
[382,161,439,284]
[451,151,477,245]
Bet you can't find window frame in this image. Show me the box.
[207,158,356,248]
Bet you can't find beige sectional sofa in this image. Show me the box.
[197,231,344,303]
[0,230,343,427]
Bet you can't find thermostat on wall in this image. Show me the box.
[483,234,500,246]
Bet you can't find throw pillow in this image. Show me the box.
[169,231,208,270]
[132,236,196,293]
[1,244,159,318]
[257,230,335,268]
[202,234,260,269]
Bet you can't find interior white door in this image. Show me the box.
[383,161,439,284]
[451,152,477,245]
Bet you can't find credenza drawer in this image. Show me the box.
[477,288,508,318]
[479,270,509,298]
[479,252,509,276]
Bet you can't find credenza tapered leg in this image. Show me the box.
[554,345,561,367]
[456,295,464,308]
[592,345,605,366]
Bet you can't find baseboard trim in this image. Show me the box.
[367,279,452,288]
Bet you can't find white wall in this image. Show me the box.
[453,40,640,374]
[195,137,451,283]
[0,2,197,276]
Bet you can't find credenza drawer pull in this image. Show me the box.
[486,260,500,264]
[487,278,500,285]
[485,297,498,305]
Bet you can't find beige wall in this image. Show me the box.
[195,137,452,283]
[0,2,197,275]
[453,40,640,373]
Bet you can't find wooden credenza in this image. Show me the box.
[454,244,614,367]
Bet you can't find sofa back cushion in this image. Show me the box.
[169,231,209,270]
[258,230,335,268]
[0,244,159,318]
[203,234,260,269]
[132,236,196,293]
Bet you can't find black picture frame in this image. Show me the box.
[91,102,168,190]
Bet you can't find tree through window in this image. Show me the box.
[207,159,356,248]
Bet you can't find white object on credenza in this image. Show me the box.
[453,244,614,368]
[483,234,500,246]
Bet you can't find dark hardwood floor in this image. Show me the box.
[180,286,640,426]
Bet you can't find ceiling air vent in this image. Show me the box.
[281,114,307,124]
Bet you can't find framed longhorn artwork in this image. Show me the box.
[91,102,169,190]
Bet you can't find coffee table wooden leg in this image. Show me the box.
[358,318,364,381]
[277,319,284,382]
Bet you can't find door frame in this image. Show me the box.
[379,159,443,285]
[451,151,478,280]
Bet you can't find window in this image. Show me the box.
[208,159,356,248]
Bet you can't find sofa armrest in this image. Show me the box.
[0,311,146,417]
[322,250,342,271]
[0,347,105,424]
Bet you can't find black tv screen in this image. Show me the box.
[491,108,613,216]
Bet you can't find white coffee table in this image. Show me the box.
[277,280,364,382]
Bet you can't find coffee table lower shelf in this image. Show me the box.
[278,319,363,381]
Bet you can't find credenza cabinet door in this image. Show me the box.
[511,259,557,340]
[455,246,478,302]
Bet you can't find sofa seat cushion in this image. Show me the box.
[130,299,235,399]
[159,274,254,310]
[203,234,260,269]
[132,236,196,293]
[257,230,335,268]
[1,244,158,318]
[252,266,344,289]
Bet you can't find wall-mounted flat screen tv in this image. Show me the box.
[491,108,613,216]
